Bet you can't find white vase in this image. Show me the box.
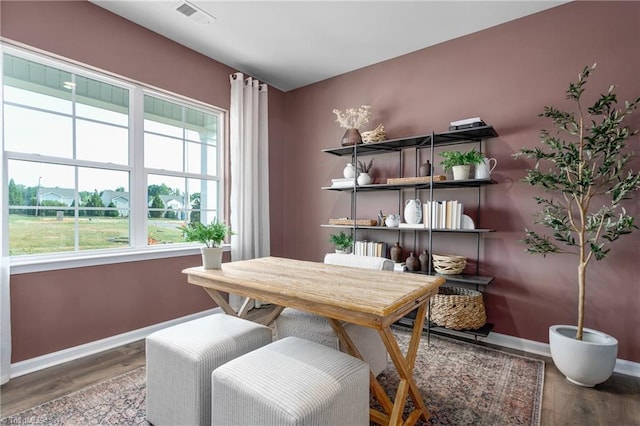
[404,199,422,224]
[452,164,471,180]
[343,163,355,179]
[549,325,618,387]
[201,247,223,269]
[357,172,372,185]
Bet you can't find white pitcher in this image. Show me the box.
[475,157,497,179]
[404,199,422,224]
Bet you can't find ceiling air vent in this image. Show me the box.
[174,1,216,25]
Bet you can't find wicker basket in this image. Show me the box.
[432,254,466,275]
[430,287,487,330]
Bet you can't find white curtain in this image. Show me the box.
[229,72,270,263]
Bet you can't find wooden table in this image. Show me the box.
[183,256,445,426]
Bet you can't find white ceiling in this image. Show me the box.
[91,1,567,92]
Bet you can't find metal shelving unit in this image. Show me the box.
[321,125,499,339]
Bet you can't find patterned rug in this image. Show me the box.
[1,328,544,425]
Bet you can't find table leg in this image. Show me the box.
[328,319,394,423]
[378,302,430,424]
[203,288,236,315]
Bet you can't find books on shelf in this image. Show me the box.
[423,200,463,229]
[449,117,486,131]
[354,240,388,258]
[331,177,356,188]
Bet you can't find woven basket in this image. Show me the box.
[430,287,487,330]
[432,254,466,275]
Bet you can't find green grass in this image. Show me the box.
[9,214,185,255]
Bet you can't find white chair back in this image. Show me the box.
[323,253,394,271]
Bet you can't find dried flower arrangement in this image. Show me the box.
[357,159,374,174]
[332,105,372,129]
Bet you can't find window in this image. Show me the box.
[2,47,223,260]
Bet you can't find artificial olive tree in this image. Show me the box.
[515,64,640,340]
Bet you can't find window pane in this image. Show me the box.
[76,119,128,164]
[4,105,73,157]
[185,141,217,176]
[4,86,72,114]
[78,216,130,250]
[147,174,186,245]
[144,133,183,171]
[8,214,76,255]
[75,74,129,125]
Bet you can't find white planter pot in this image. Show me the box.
[549,325,618,387]
[201,247,224,269]
[357,172,372,185]
[335,248,351,254]
[452,164,471,180]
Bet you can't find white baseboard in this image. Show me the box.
[10,308,222,379]
[483,331,640,379]
[10,314,640,380]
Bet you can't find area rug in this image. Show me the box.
[1,328,544,425]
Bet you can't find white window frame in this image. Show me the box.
[2,44,227,274]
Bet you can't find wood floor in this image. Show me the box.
[2,309,639,425]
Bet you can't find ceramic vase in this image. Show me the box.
[390,242,402,263]
[357,172,372,185]
[419,161,431,177]
[474,157,497,179]
[341,128,362,146]
[419,250,430,272]
[404,199,422,224]
[406,252,420,272]
[343,163,355,179]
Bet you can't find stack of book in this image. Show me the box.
[423,200,463,229]
[330,177,356,188]
[449,117,486,131]
[354,240,388,257]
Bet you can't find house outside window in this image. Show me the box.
[2,47,223,261]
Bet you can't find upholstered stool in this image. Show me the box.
[145,314,273,426]
[211,336,370,426]
[274,253,392,376]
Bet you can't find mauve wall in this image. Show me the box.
[2,1,639,364]
[280,1,640,362]
[1,1,287,361]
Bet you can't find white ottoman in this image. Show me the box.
[211,336,370,426]
[146,314,273,426]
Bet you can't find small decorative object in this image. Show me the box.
[329,231,353,254]
[403,199,422,224]
[432,253,466,275]
[390,242,402,263]
[361,124,386,143]
[430,287,487,330]
[356,159,374,185]
[406,252,420,272]
[419,161,431,177]
[439,148,484,180]
[419,250,430,272]
[332,105,372,146]
[474,157,497,179]
[343,163,356,179]
[178,218,234,269]
[385,214,400,227]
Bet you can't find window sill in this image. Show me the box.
[10,244,232,275]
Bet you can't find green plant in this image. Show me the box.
[439,148,484,171]
[179,218,234,248]
[514,64,640,340]
[329,231,353,250]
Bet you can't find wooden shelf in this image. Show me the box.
[322,126,498,157]
[404,271,494,286]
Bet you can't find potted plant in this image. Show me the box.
[329,231,353,254]
[179,218,234,269]
[515,64,640,386]
[439,148,484,180]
